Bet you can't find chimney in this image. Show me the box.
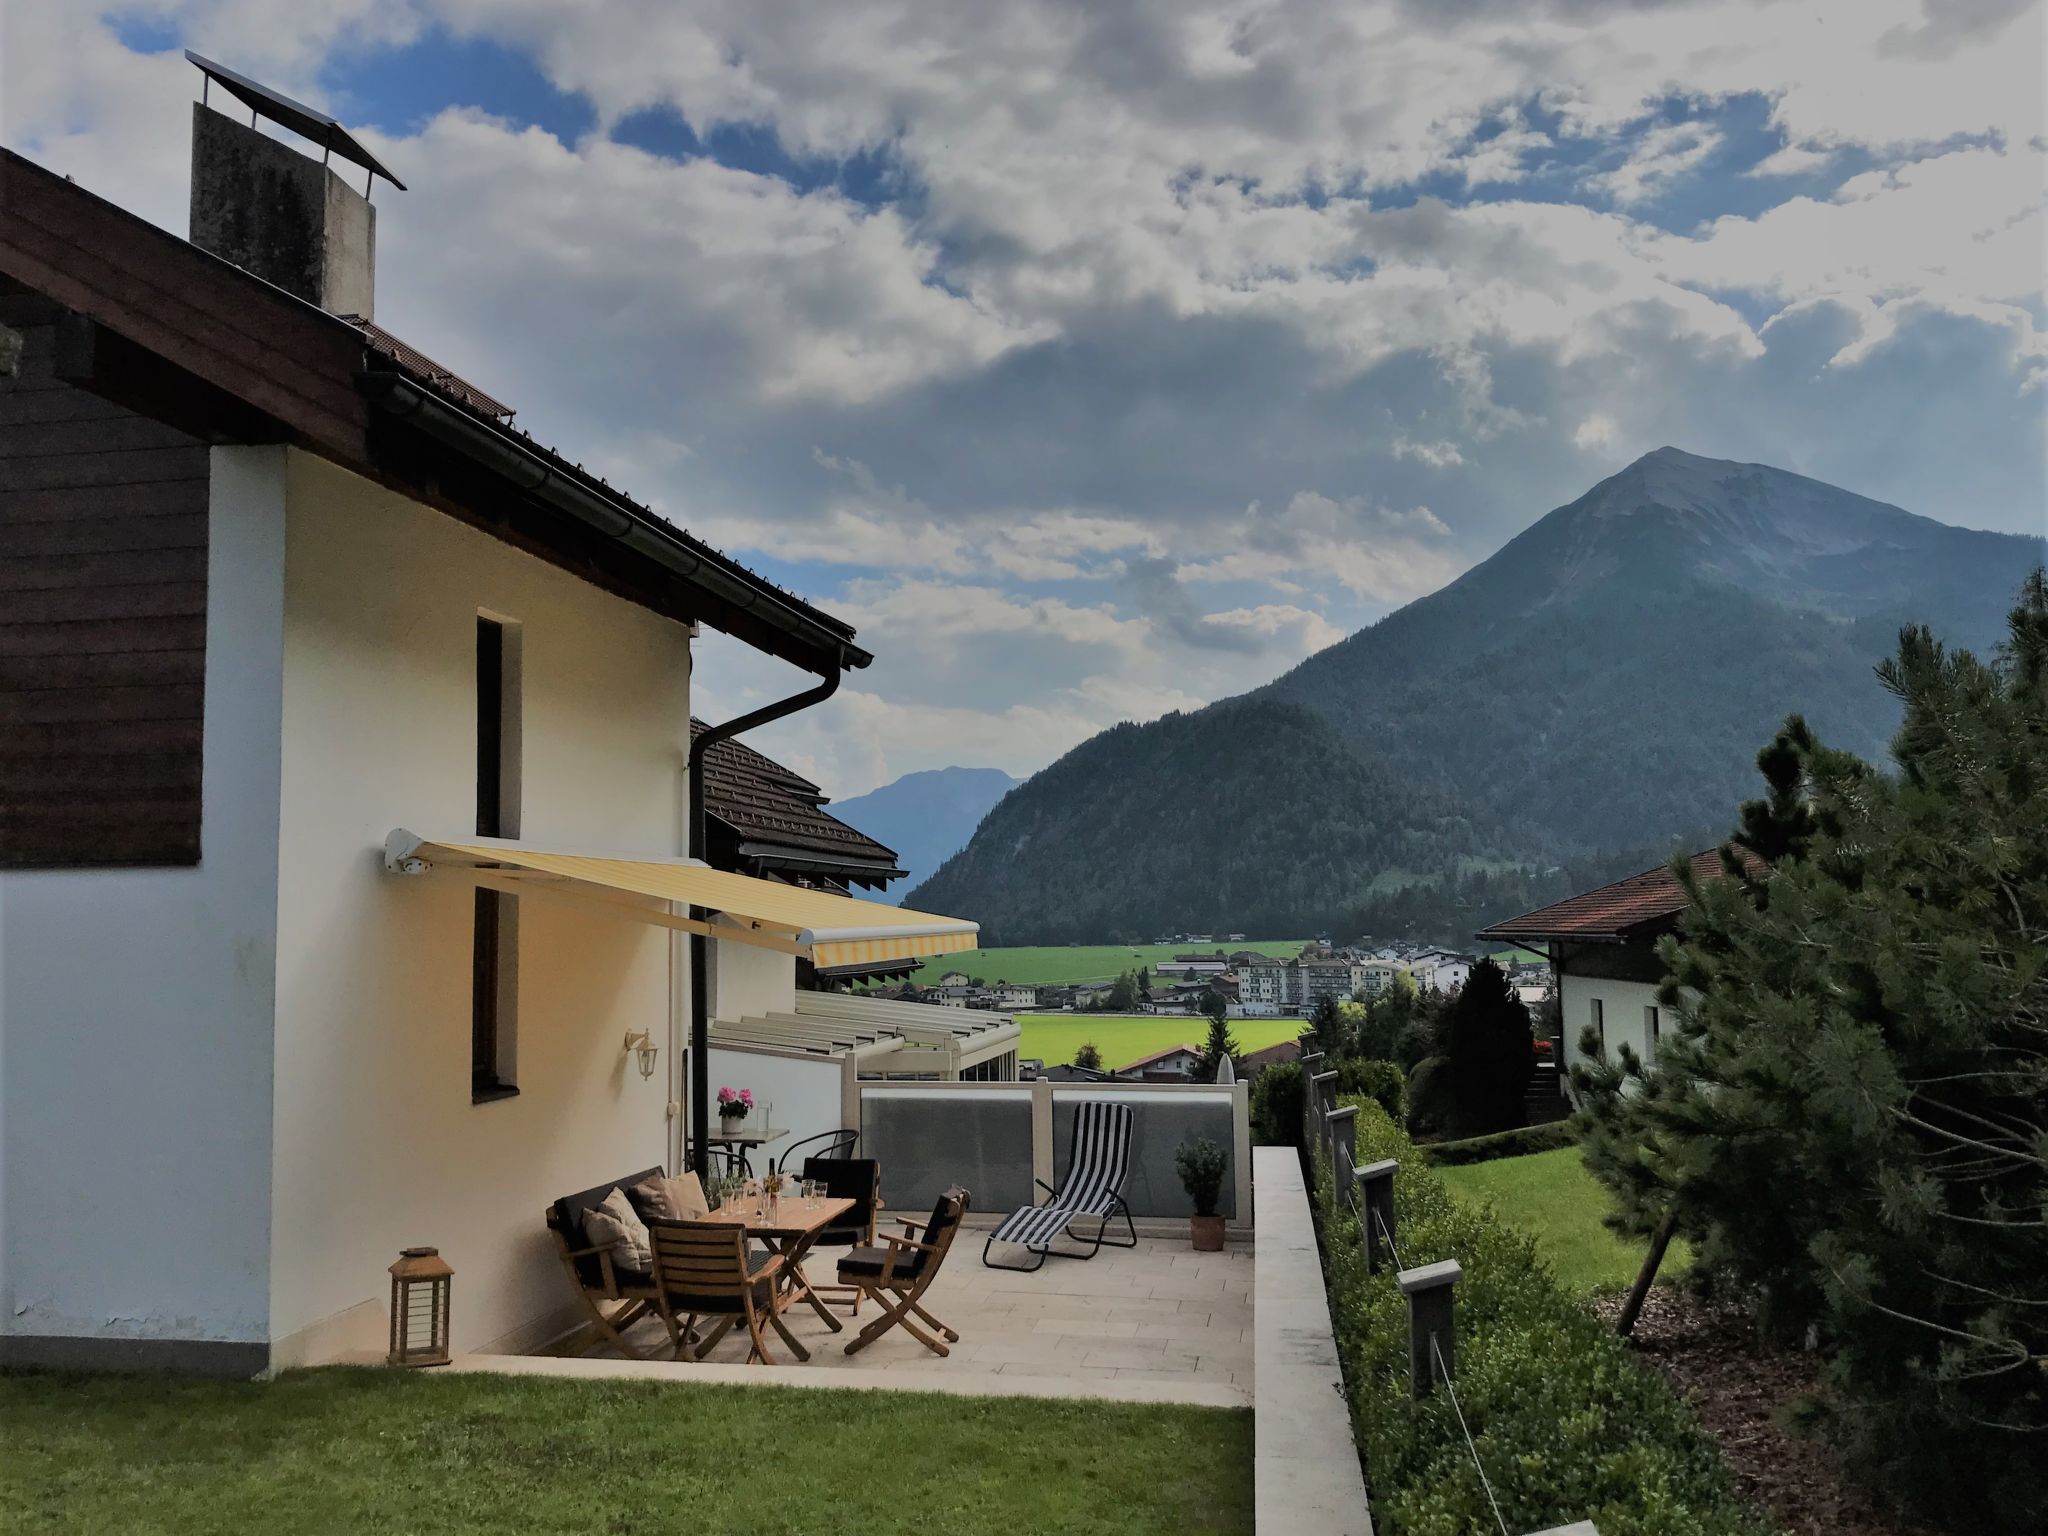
[182,53,402,321]
[189,103,376,318]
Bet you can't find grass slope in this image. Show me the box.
[897,939,1308,988]
[1,1367,1252,1536]
[1438,1145,1693,1294]
[1014,1013,1304,1071]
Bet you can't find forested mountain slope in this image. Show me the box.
[909,449,2042,942]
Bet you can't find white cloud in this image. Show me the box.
[1391,435,1466,469]
[1574,414,1621,450]
[1586,120,1724,205]
[6,0,2043,793]
[1746,141,1834,178]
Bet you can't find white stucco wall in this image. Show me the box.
[710,925,796,1023]
[267,451,690,1359]
[1560,973,1666,1074]
[0,446,287,1356]
[704,1046,845,1171]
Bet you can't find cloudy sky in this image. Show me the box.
[7,1,2044,795]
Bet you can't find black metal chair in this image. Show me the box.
[798,1156,880,1315]
[772,1127,858,1176]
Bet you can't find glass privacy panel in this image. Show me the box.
[860,1088,1034,1215]
[1052,1089,1237,1219]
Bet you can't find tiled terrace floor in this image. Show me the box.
[536,1232,1252,1407]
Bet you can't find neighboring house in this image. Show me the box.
[0,101,977,1375]
[1118,1043,1204,1079]
[1477,850,1761,1096]
[691,721,914,991]
[1237,1039,1303,1078]
[938,970,970,987]
[989,983,1038,1009]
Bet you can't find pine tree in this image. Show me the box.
[1194,1010,1240,1080]
[1575,571,2048,1529]
[1441,958,1532,1134]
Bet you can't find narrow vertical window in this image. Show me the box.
[1589,997,1605,1056]
[473,615,522,1102]
[1645,1004,1660,1063]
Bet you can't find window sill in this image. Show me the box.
[471,1082,521,1106]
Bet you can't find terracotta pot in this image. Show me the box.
[1190,1213,1226,1252]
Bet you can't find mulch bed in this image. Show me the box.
[1592,1287,1931,1536]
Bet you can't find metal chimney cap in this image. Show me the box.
[186,50,407,192]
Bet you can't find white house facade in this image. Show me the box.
[0,123,976,1374]
[1477,850,1756,1099]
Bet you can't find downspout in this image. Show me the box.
[686,666,843,1175]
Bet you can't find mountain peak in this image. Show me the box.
[910,452,2035,943]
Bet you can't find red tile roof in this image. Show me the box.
[1475,848,1764,944]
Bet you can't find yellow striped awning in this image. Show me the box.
[382,831,979,968]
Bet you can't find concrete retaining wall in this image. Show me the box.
[1253,1146,1372,1534]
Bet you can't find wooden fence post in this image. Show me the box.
[1356,1157,1397,1273]
[1328,1106,1358,1205]
[1398,1258,1462,1399]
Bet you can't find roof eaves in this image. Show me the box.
[359,371,872,673]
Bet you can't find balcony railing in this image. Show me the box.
[858,1078,1252,1222]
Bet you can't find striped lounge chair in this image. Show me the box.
[982,1100,1138,1272]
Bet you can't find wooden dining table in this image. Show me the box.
[695,1194,855,1344]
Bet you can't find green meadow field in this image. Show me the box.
[1012,1013,1306,1073]
[902,939,1308,988]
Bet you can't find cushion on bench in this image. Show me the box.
[836,1244,929,1282]
[548,1167,664,1289]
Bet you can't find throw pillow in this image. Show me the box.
[582,1186,652,1274]
[628,1170,708,1222]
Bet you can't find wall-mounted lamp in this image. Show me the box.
[623,1029,659,1080]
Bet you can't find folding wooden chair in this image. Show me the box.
[837,1187,970,1358]
[646,1217,806,1364]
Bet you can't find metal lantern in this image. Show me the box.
[387,1246,453,1367]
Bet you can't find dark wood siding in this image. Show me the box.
[1,297,209,868]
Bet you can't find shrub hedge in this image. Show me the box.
[1319,1098,1770,1536]
[1250,1060,1304,1146]
[1335,1057,1406,1124]
[1420,1120,1575,1167]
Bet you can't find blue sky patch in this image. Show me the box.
[320,28,598,144]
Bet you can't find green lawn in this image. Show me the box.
[896,939,1308,989]
[1,1366,1252,1536]
[1015,1013,1305,1072]
[1438,1146,1693,1294]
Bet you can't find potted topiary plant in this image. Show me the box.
[1175,1136,1229,1251]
